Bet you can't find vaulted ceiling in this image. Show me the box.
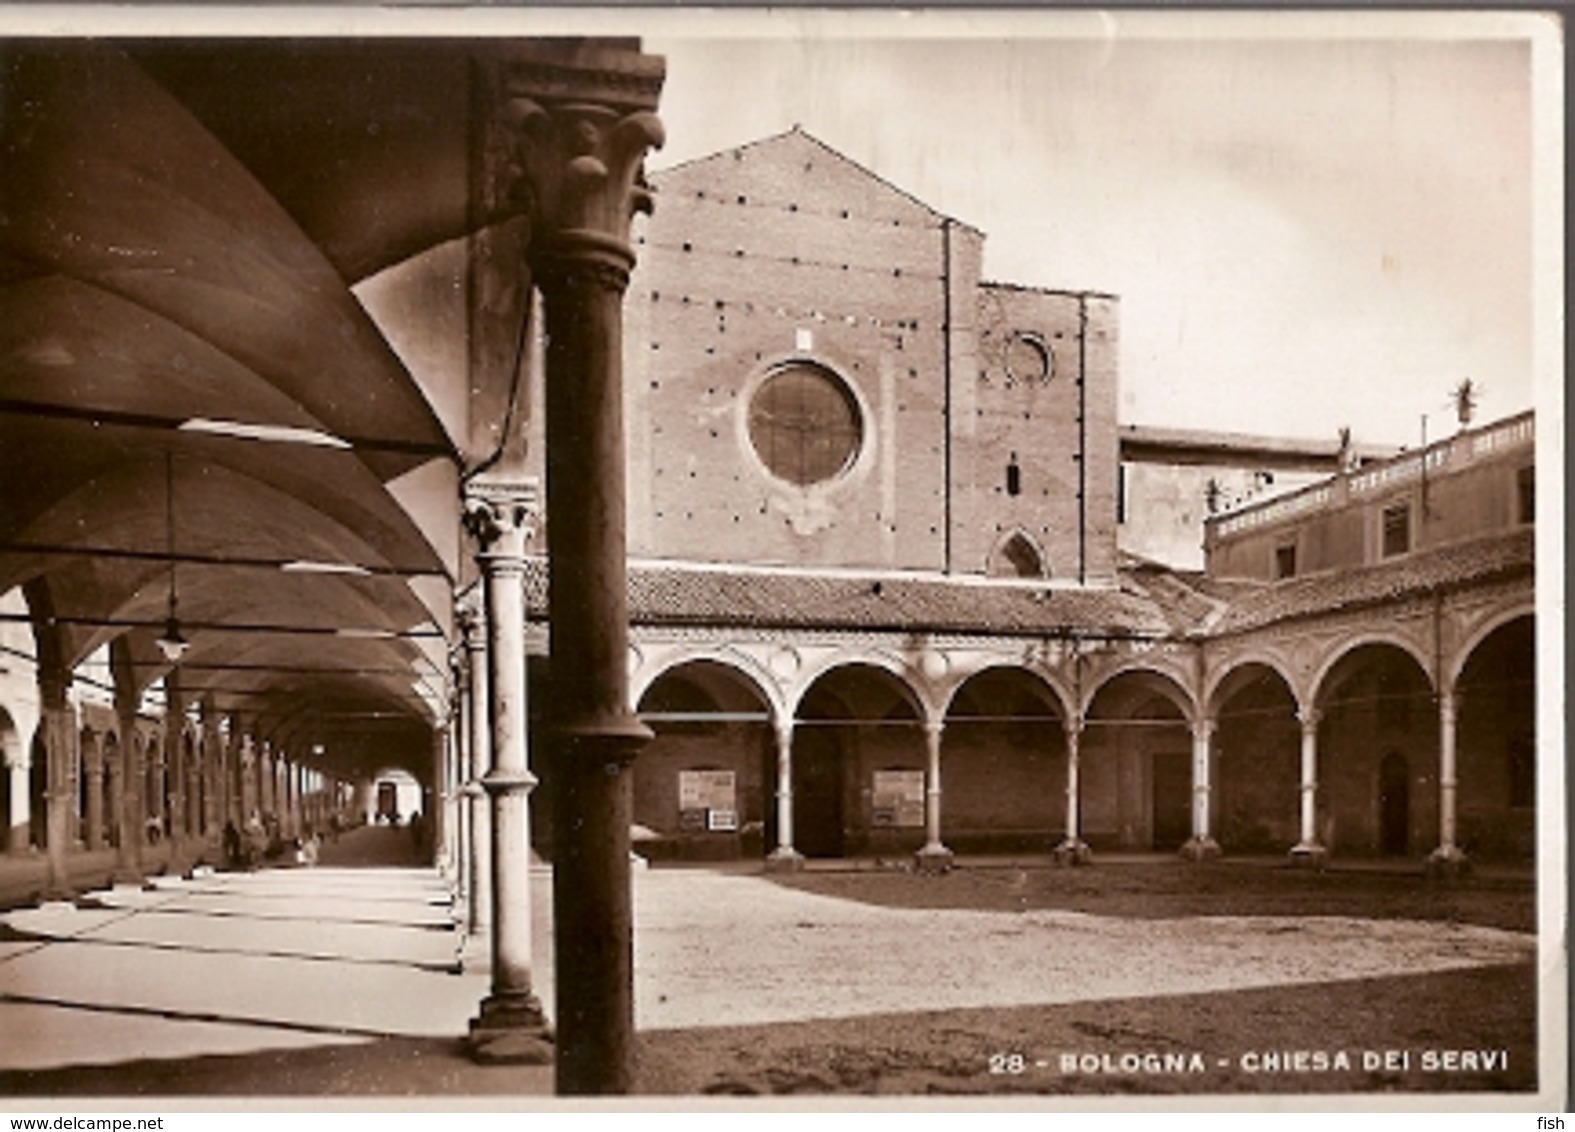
[0,39,513,779]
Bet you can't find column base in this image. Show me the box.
[915,844,954,874]
[1052,838,1092,866]
[1178,837,1221,862]
[763,847,805,872]
[467,992,554,1065]
[1425,845,1472,879]
[1288,842,1328,869]
[110,867,144,888]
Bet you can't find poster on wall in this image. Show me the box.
[871,769,926,828]
[679,768,737,831]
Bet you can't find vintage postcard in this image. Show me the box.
[0,4,1562,1117]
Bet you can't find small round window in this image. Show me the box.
[747,361,862,486]
[1005,332,1053,385]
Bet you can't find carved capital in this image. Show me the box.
[493,46,665,272]
[455,588,487,648]
[463,476,541,558]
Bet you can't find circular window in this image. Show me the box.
[747,361,862,486]
[1005,333,1053,385]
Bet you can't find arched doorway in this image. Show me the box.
[1315,642,1435,857]
[796,664,924,859]
[1379,750,1410,855]
[633,660,773,861]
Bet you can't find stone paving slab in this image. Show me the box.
[0,866,490,1072]
[0,999,368,1073]
[79,909,461,969]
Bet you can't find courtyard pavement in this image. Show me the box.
[0,831,1538,1089]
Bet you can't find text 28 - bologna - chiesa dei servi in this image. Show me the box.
[0,35,1537,927]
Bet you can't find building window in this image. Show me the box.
[1517,464,1534,525]
[990,532,1045,578]
[1004,332,1052,385]
[1274,542,1297,580]
[1006,453,1022,497]
[1381,502,1410,558]
[747,361,862,486]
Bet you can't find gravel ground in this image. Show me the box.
[629,866,1534,1031]
[631,861,1542,1098]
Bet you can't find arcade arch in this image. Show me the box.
[940,666,1066,852]
[1313,642,1436,857]
[793,663,924,859]
[1454,614,1534,860]
[632,659,775,861]
[1081,668,1195,851]
[1211,663,1300,853]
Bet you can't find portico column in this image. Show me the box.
[5,750,28,855]
[112,681,144,883]
[202,700,222,838]
[38,665,74,900]
[84,731,104,851]
[495,44,664,1093]
[1054,715,1091,865]
[915,719,953,872]
[164,669,188,874]
[260,748,272,821]
[1180,715,1221,861]
[238,733,255,822]
[764,716,802,871]
[183,714,201,844]
[522,95,665,1095]
[462,605,493,938]
[463,479,551,1063]
[430,727,449,869]
[1290,708,1327,865]
[1428,690,1469,875]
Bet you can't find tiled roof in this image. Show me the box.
[523,560,1181,639]
[1211,528,1534,636]
[519,528,1530,643]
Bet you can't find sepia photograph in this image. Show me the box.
[0,5,1561,1113]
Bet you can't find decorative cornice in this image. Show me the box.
[496,43,665,118]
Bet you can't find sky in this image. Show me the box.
[643,11,1554,449]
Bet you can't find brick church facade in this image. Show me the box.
[509,130,1537,869]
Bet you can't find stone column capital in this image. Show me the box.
[463,476,541,559]
[1296,707,1322,731]
[492,47,666,272]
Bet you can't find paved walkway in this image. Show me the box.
[0,830,1537,1095]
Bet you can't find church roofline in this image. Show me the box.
[650,125,983,237]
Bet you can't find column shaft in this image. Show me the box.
[764,719,801,869]
[916,721,952,871]
[1055,717,1090,864]
[1180,717,1220,861]
[466,613,493,933]
[464,483,550,1063]
[39,669,74,899]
